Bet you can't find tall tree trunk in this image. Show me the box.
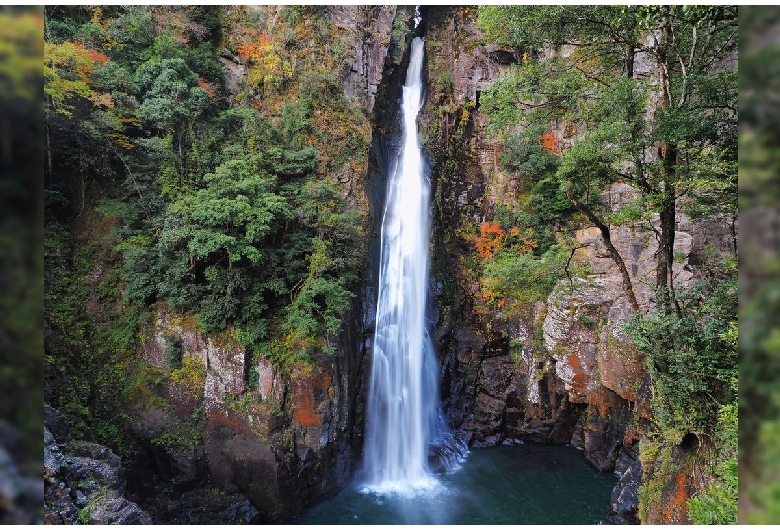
[655,147,677,294]
[566,190,640,312]
[654,6,681,316]
[45,119,53,179]
[621,6,638,79]
[0,116,11,163]
[624,43,635,78]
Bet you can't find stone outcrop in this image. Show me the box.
[603,453,641,524]
[638,439,712,525]
[156,487,260,525]
[44,407,152,525]
[125,305,365,522]
[331,6,397,113]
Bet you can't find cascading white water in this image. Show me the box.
[362,36,461,494]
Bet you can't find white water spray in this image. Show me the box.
[363,37,464,495]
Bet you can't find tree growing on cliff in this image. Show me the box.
[478,5,737,314]
[43,5,371,457]
[479,6,738,522]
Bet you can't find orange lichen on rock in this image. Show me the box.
[293,391,319,427]
[568,353,589,396]
[291,371,332,427]
[662,472,690,524]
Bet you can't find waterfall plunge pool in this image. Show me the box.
[293,444,617,525]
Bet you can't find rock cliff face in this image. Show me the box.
[416,6,735,525]
[127,309,365,521]
[332,6,397,115]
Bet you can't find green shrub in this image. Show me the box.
[625,280,737,433]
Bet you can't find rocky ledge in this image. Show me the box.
[43,406,151,525]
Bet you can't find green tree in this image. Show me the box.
[479,6,737,313]
[134,56,213,194]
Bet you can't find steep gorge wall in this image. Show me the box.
[418,6,735,524]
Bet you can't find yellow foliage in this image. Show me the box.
[83,6,121,51]
[92,92,114,108]
[44,41,110,116]
[170,357,206,399]
[480,276,505,307]
[106,133,134,150]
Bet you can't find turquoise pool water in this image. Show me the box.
[293,444,616,525]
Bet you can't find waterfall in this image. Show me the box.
[363,36,466,495]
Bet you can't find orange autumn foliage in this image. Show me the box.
[68,43,96,77]
[476,222,539,260]
[539,129,561,155]
[87,48,109,67]
[475,222,505,258]
[476,222,539,309]
[509,226,538,254]
[61,43,110,78]
[237,33,272,61]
